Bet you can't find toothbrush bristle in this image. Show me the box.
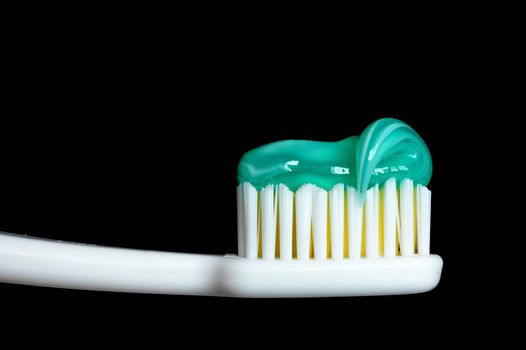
[237,178,431,259]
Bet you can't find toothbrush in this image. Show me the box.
[0,118,442,297]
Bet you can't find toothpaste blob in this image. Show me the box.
[237,118,432,192]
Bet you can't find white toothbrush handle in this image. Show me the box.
[0,232,225,295]
[0,232,443,297]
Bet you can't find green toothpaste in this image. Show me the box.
[237,118,432,192]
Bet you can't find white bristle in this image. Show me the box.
[312,188,328,260]
[278,184,293,260]
[417,184,431,255]
[261,185,277,259]
[382,178,397,257]
[295,185,313,260]
[329,184,345,259]
[242,183,258,258]
[236,186,246,257]
[347,186,363,259]
[400,178,415,256]
[237,178,431,260]
[365,184,380,258]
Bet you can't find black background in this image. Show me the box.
[0,9,515,344]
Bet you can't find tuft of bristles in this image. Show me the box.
[237,178,431,260]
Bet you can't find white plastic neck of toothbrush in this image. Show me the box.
[0,232,442,297]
